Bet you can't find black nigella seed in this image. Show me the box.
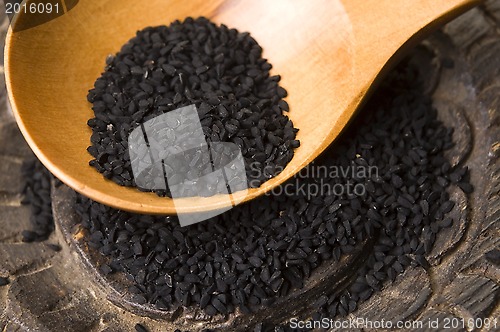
[277,86,287,98]
[457,182,473,194]
[131,294,147,305]
[184,274,200,283]
[21,230,37,243]
[415,255,431,269]
[47,244,62,252]
[440,201,455,214]
[278,100,289,111]
[205,304,217,316]
[439,217,453,228]
[100,264,113,275]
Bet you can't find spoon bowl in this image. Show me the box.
[5,0,479,214]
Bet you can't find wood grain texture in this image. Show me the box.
[4,0,480,214]
[0,2,499,331]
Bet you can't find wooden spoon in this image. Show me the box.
[5,0,479,215]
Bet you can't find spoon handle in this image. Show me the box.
[348,0,482,93]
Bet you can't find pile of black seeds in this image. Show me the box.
[310,64,473,320]
[86,16,299,196]
[20,159,56,243]
[78,56,473,322]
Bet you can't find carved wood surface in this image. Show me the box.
[0,2,499,331]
